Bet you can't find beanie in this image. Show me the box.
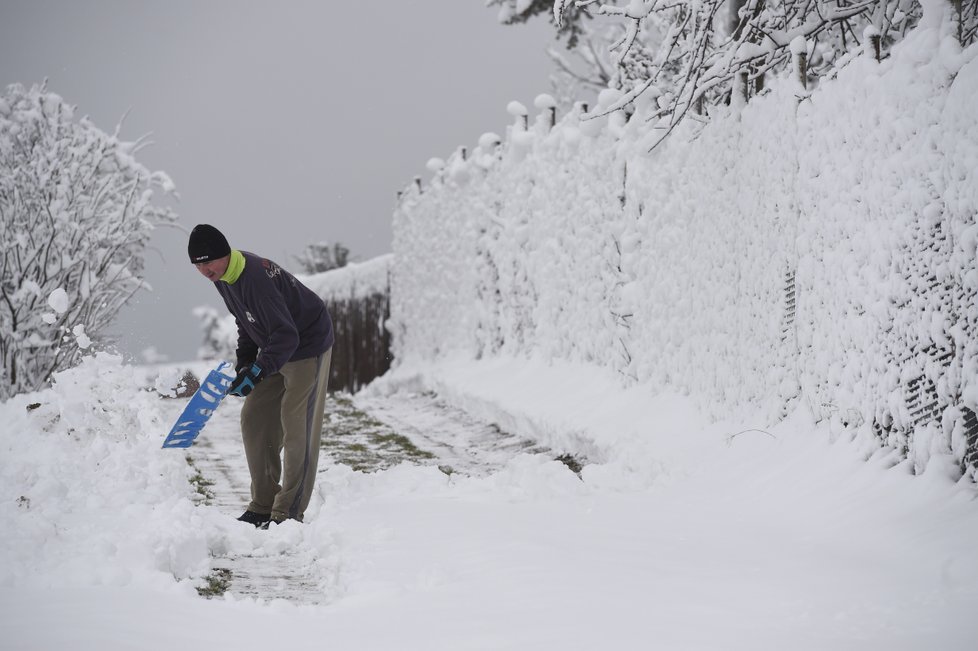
[188,224,231,263]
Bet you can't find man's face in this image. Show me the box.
[194,255,230,282]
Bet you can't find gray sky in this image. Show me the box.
[0,1,555,361]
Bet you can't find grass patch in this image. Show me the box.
[322,393,436,473]
[196,568,233,598]
[186,455,215,504]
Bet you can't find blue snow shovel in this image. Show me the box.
[162,361,235,448]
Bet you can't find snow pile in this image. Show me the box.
[0,354,209,587]
[0,354,341,598]
[391,17,978,476]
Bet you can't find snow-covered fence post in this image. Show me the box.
[864,25,882,62]
[478,132,502,165]
[790,37,809,93]
[426,157,445,187]
[534,93,557,130]
[507,100,529,131]
[732,72,749,110]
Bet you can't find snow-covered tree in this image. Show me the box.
[292,240,350,275]
[488,0,615,102]
[0,83,176,400]
[492,1,976,147]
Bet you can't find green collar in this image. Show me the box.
[220,249,245,284]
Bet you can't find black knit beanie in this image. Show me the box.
[188,224,231,263]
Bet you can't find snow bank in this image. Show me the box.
[391,18,978,477]
[0,354,340,597]
[1,354,210,588]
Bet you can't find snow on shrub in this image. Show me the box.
[0,82,176,400]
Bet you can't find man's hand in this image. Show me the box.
[228,363,263,397]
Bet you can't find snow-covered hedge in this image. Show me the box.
[391,12,978,477]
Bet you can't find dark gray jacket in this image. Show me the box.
[215,251,333,375]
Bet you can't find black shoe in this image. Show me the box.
[237,510,271,527]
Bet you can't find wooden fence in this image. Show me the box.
[326,288,392,394]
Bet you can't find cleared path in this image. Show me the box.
[187,389,557,603]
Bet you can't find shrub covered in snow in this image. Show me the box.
[391,17,978,478]
[0,83,176,400]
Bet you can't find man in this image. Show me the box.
[188,224,334,527]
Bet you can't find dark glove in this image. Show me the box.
[228,363,263,397]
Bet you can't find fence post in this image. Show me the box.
[790,36,809,96]
[864,25,882,61]
[507,100,529,131]
[534,94,558,131]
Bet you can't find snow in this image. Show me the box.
[73,323,92,349]
[533,93,556,109]
[392,14,978,478]
[47,287,69,314]
[297,253,392,303]
[506,100,528,117]
[2,353,977,649]
[478,131,501,149]
[3,11,978,651]
[790,35,808,55]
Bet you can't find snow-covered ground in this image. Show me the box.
[2,353,977,650]
[4,10,977,650]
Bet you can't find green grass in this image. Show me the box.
[322,393,436,473]
[186,455,215,503]
[196,568,233,598]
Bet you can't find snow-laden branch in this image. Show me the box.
[0,83,176,398]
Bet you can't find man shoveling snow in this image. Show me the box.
[188,224,334,527]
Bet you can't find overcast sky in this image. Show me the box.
[0,1,557,361]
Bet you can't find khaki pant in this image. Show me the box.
[240,349,331,522]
